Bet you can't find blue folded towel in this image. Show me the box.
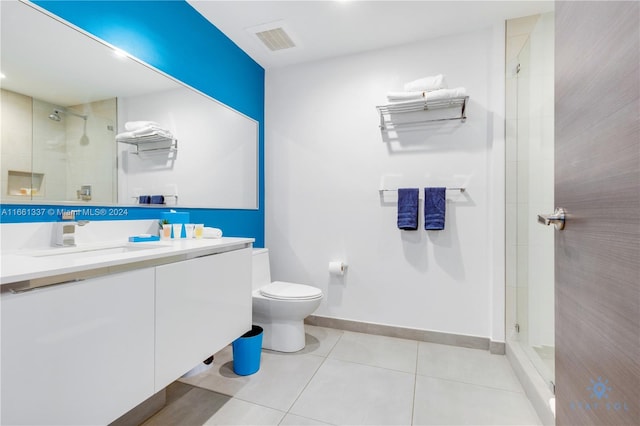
[397,188,419,230]
[139,195,151,204]
[150,195,165,205]
[424,187,446,230]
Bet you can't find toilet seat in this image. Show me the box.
[259,281,323,300]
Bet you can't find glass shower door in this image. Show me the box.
[514,13,556,389]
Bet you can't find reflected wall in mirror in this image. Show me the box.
[117,86,258,209]
[0,0,259,209]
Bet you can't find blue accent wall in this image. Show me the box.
[1,1,265,247]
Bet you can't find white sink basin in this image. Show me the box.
[25,243,168,260]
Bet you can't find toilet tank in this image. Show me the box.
[252,248,272,290]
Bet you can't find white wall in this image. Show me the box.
[266,26,506,340]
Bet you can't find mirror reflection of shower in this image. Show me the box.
[2,95,118,203]
[48,107,90,145]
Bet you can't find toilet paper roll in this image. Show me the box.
[329,261,346,276]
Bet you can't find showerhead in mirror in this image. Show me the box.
[48,107,90,145]
[48,110,62,121]
[48,108,87,121]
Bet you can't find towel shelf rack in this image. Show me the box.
[118,135,178,155]
[379,187,465,194]
[376,96,468,130]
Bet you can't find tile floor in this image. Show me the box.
[143,325,541,425]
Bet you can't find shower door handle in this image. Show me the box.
[537,207,566,230]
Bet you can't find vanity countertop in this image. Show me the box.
[1,237,254,286]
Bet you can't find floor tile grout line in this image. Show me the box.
[284,354,327,413]
[322,327,345,358]
[157,382,289,426]
[279,329,345,424]
[324,328,419,375]
[325,356,418,376]
[182,328,343,425]
[414,341,526,395]
[415,373,529,395]
[411,342,420,426]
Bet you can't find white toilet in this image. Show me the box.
[252,248,323,352]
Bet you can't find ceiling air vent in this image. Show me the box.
[255,27,296,51]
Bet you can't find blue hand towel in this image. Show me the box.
[397,188,419,230]
[424,187,446,230]
[150,195,165,205]
[139,195,151,204]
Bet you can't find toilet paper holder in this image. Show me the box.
[329,261,347,276]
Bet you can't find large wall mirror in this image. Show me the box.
[0,1,258,209]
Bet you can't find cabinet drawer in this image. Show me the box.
[155,247,251,390]
[1,268,155,425]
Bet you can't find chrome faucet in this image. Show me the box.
[54,222,77,247]
[53,211,89,246]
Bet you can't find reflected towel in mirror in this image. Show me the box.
[150,195,165,205]
[125,121,161,131]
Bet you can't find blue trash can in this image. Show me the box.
[232,325,263,376]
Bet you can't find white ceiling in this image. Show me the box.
[187,0,554,70]
[1,1,554,107]
[1,1,180,107]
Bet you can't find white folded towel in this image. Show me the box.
[386,91,425,102]
[125,121,161,131]
[130,125,173,137]
[202,227,223,239]
[115,131,136,141]
[425,87,466,101]
[403,74,447,92]
[116,127,174,142]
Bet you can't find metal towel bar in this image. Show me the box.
[379,187,465,194]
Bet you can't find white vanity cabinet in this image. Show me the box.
[154,247,252,390]
[1,267,156,426]
[0,235,253,425]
